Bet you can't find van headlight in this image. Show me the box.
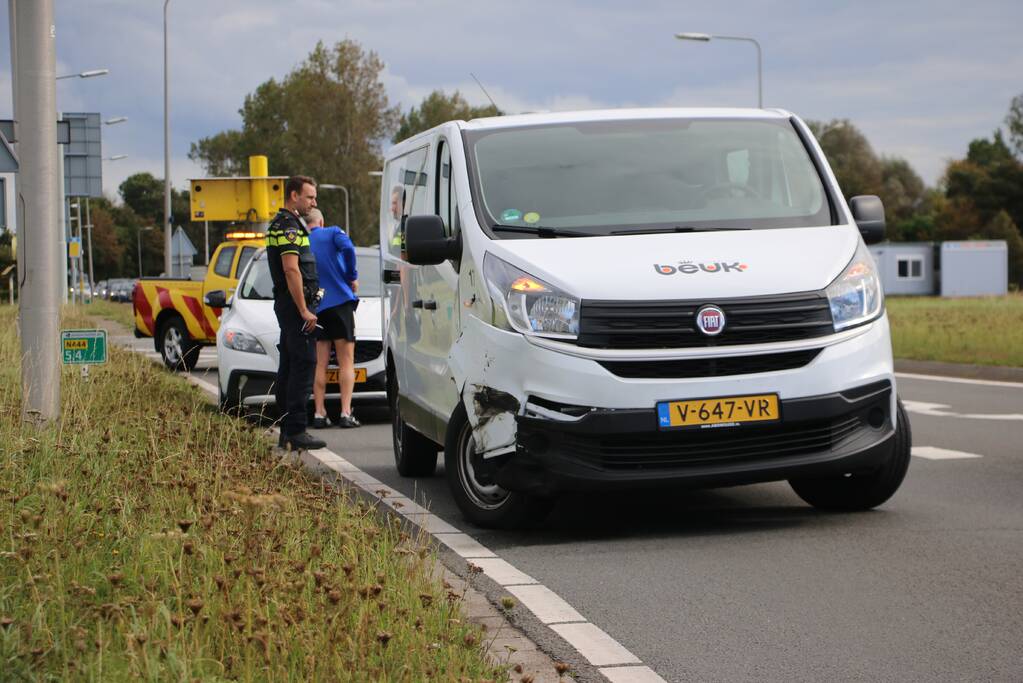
[826,240,884,331]
[223,328,267,354]
[483,253,580,339]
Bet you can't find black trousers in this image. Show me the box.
[274,309,316,436]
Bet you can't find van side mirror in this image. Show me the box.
[849,195,886,245]
[204,290,230,308]
[405,215,461,265]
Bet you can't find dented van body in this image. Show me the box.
[382,108,911,528]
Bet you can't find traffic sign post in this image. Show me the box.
[61,329,107,380]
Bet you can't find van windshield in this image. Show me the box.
[465,117,833,237]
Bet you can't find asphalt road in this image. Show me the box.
[176,340,1022,682]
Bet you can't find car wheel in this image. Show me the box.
[789,398,912,511]
[444,402,553,529]
[160,316,200,372]
[388,369,438,477]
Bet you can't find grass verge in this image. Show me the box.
[0,306,504,680]
[887,294,1023,367]
[80,299,135,329]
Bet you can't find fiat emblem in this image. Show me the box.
[696,305,726,336]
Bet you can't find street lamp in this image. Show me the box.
[675,32,763,108]
[104,154,127,161]
[319,183,350,232]
[163,0,173,277]
[55,68,109,80]
[104,116,128,125]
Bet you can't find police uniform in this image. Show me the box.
[266,209,319,438]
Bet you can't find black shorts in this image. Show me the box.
[316,302,356,342]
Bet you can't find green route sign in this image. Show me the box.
[61,329,107,365]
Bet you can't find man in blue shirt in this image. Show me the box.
[306,209,361,428]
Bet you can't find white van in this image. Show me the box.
[380,108,910,528]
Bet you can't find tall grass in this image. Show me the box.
[887,294,1023,366]
[0,306,503,680]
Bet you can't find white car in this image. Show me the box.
[214,246,386,414]
[385,107,910,528]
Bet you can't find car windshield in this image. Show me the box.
[355,251,381,297]
[240,250,382,300]
[466,117,832,237]
[239,254,273,300]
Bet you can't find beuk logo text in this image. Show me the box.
[654,261,749,275]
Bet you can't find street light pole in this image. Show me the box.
[319,183,350,232]
[12,0,61,423]
[163,0,172,276]
[137,226,152,278]
[675,32,763,108]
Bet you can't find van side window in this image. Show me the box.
[236,246,257,278]
[214,245,237,278]
[383,146,430,258]
[436,139,453,236]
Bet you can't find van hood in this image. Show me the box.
[485,226,859,300]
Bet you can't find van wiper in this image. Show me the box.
[610,226,751,235]
[491,223,593,238]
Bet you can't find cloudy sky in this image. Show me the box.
[2,0,1020,200]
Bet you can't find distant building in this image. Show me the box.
[940,241,1008,297]
[868,243,936,296]
[869,240,1009,297]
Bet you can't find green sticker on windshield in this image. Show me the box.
[524,212,540,224]
[500,209,522,222]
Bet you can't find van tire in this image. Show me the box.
[789,398,912,511]
[389,371,438,477]
[444,403,553,529]
[159,316,200,372]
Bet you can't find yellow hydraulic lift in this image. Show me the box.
[189,155,285,223]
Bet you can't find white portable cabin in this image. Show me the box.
[868,242,935,296]
[940,241,1008,297]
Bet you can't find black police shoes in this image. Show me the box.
[282,431,326,451]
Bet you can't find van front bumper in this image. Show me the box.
[491,380,896,495]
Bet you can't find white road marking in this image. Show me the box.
[507,584,586,624]
[912,446,984,460]
[896,372,1023,389]
[902,400,1023,421]
[551,622,641,667]
[600,666,670,683]
[126,340,664,681]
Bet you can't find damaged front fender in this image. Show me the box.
[448,315,524,458]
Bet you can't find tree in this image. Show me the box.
[393,90,500,143]
[1006,93,1023,159]
[944,130,1023,230]
[985,210,1023,287]
[87,202,126,280]
[190,39,399,246]
[807,119,882,198]
[119,173,164,223]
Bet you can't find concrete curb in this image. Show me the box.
[895,359,1023,384]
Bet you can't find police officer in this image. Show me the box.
[266,175,326,451]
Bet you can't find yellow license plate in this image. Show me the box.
[325,368,367,384]
[657,393,780,430]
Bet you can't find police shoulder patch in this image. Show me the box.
[284,228,299,243]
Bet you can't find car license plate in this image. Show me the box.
[325,368,368,384]
[657,393,780,430]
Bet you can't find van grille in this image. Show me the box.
[576,292,834,349]
[557,414,863,471]
[598,349,821,378]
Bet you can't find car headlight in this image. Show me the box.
[223,328,267,354]
[483,253,580,339]
[826,239,884,331]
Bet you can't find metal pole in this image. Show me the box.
[75,200,85,303]
[56,123,68,302]
[13,0,62,423]
[137,227,142,278]
[204,220,209,265]
[162,0,172,276]
[714,35,762,108]
[85,196,94,299]
[341,185,350,232]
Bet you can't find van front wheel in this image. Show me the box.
[789,398,912,511]
[444,403,553,529]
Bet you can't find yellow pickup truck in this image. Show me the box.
[133,232,264,370]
